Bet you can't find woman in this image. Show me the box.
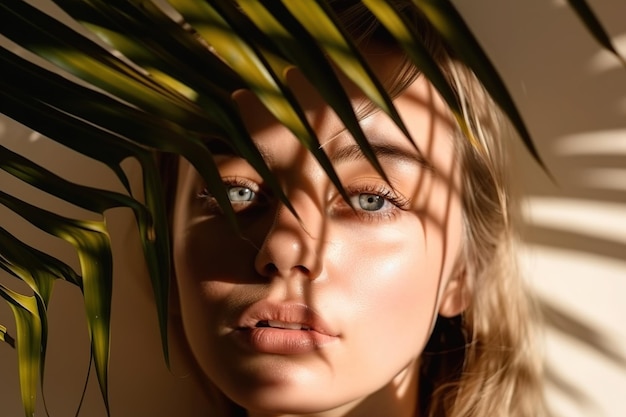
[161,1,544,416]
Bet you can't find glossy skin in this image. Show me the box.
[172,51,467,417]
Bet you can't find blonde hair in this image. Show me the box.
[163,1,545,416]
[344,2,547,416]
[421,65,546,416]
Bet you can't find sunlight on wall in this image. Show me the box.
[524,197,626,242]
[519,129,626,417]
[520,243,626,417]
[2,1,625,416]
[554,129,626,154]
[589,34,626,73]
[452,1,626,415]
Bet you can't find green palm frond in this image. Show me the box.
[0,323,16,347]
[0,189,114,411]
[413,0,549,172]
[0,1,622,416]
[0,287,43,417]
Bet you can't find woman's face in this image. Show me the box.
[172,52,466,416]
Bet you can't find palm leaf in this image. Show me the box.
[0,226,82,290]
[0,287,43,417]
[567,0,626,68]
[0,142,173,358]
[277,0,406,180]
[361,0,477,146]
[236,1,391,175]
[235,0,400,185]
[0,0,214,130]
[0,226,68,416]
[0,190,114,412]
[56,0,300,222]
[58,0,245,93]
[0,223,82,400]
[1,44,176,361]
[412,0,549,173]
[2,1,621,416]
[0,324,16,348]
[172,0,353,205]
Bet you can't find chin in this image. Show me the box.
[239,399,349,416]
[227,385,359,416]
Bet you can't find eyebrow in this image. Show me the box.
[204,137,434,172]
[205,139,278,169]
[329,142,435,172]
[204,139,239,155]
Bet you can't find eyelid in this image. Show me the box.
[197,177,260,197]
[197,176,267,213]
[223,177,261,194]
[347,182,408,207]
[330,181,410,222]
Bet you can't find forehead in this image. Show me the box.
[233,59,457,178]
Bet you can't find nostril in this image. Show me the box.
[294,264,310,274]
[262,263,310,277]
[263,263,279,275]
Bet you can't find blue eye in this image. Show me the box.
[356,193,386,211]
[228,186,256,202]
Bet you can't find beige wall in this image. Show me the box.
[454,1,626,416]
[1,1,625,416]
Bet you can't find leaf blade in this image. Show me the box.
[567,0,626,68]
[413,0,548,172]
[0,287,43,417]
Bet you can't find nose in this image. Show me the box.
[254,194,323,280]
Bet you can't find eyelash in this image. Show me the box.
[197,177,263,213]
[335,183,409,223]
[198,179,409,222]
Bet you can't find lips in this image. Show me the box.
[256,320,312,330]
[232,302,339,354]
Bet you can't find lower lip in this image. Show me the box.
[235,327,338,355]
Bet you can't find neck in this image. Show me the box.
[247,360,419,417]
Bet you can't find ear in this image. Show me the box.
[438,266,470,318]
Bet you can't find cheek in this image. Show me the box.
[173,218,259,319]
[172,216,248,357]
[326,217,451,361]
[175,222,251,282]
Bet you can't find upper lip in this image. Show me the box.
[237,301,338,337]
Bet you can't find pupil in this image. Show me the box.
[359,194,384,211]
[229,187,254,201]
